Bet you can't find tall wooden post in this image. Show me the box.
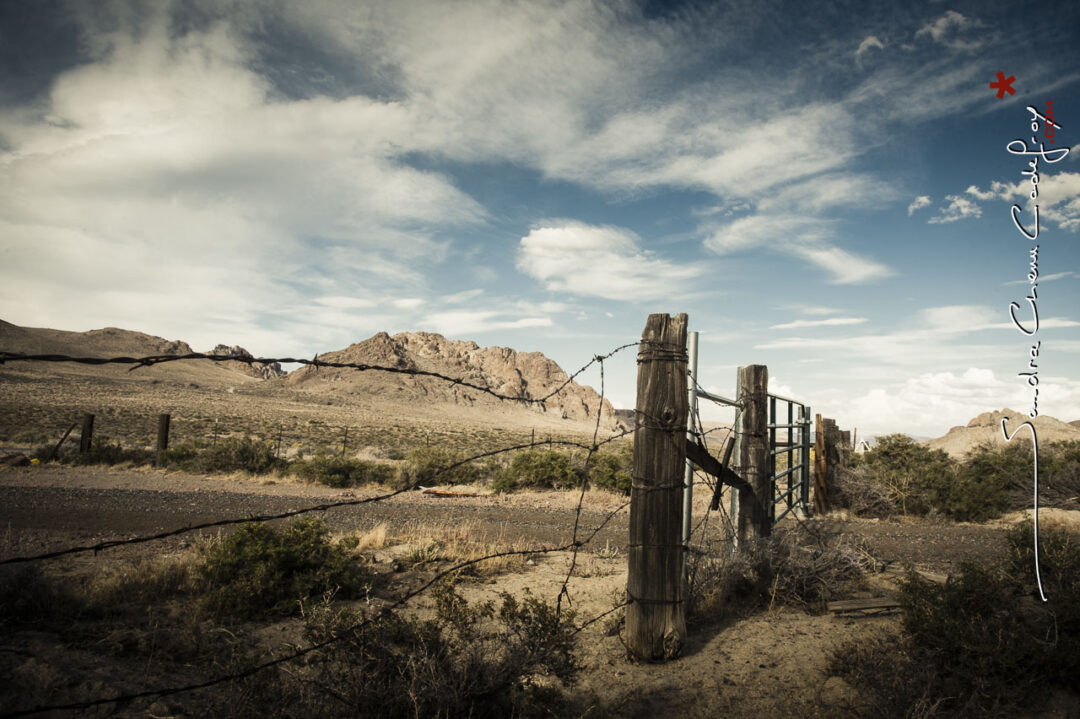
[79,413,95,455]
[627,313,688,661]
[156,414,171,467]
[736,366,770,539]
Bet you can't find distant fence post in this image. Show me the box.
[627,312,688,661]
[79,413,95,455]
[736,365,770,539]
[156,413,171,467]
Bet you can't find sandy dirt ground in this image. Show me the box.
[4,463,1068,717]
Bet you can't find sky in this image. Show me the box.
[1,0,1079,438]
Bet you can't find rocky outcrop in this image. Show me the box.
[209,344,286,380]
[287,331,618,426]
[923,408,1080,458]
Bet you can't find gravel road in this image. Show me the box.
[0,465,1011,571]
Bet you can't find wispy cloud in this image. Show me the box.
[855,35,884,67]
[914,10,984,51]
[770,317,869,330]
[704,214,892,284]
[517,223,701,301]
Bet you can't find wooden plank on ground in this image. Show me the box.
[828,597,901,613]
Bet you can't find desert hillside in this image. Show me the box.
[923,408,1080,458]
[0,320,260,388]
[286,331,617,427]
[0,321,618,437]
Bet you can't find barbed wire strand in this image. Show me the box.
[0,342,639,409]
[0,484,634,719]
[0,342,647,718]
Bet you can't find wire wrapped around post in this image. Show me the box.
[626,313,689,661]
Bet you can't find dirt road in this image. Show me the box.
[0,464,1010,572]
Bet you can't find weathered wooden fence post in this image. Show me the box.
[814,415,842,514]
[736,365,770,539]
[627,313,688,661]
[79,413,95,455]
[156,413,171,467]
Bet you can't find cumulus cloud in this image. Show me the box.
[928,194,982,223]
[517,223,701,301]
[907,195,931,215]
[965,172,1080,232]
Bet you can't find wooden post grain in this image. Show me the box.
[736,366,770,539]
[626,313,688,661]
[156,413,171,467]
[79,413,95,455]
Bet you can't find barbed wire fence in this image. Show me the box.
[0,340,691,718]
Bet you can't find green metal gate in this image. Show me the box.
[768,394,812,524]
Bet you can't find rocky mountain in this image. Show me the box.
[210,345,286,380]
[923,408,1080,458]
[286,331,618,427]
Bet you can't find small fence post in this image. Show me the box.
[79,413,95,455]
[800,406,812,513]
[156,413,170,467]
[341,426,349,458]
[736,365,770,539]
[626,313,688,661]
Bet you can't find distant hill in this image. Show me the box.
[0,320,257,388]
[286,331,618,428]
[923,408,1080,458]
[0,321,618,430]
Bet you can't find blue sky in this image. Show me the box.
[1,0,1078,437]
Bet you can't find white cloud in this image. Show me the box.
[1003,271,1076,286]
[422,310,553,337]
[854,35,884,67]
[907,195,931,215]
[705,214,891,284]
[770,317,868,330]
[517,223,702,301]
[914,11,983,51]
[928,194,982,223]
[789,245,893,285]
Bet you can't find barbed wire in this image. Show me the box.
[0,502,634,719]
[0,345,639,718]
[0,341,639,408]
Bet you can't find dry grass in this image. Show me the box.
[398,521,539,578]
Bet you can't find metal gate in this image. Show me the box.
[767,394,812,524]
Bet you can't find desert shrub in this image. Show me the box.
[832,465,896,517]
[944,442,1027,521]
[690,524,869,619]
[0,564,83,625]
[832,522,1080,716]
[396,446,482,487]
[290,454,396,488]
[198,518,365,619]
[493,450,581,493]
[587,443,633,494]
[283,583,579,719]
[856,434,956,516]
[64,437,153,466]
[174,436,282,475]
